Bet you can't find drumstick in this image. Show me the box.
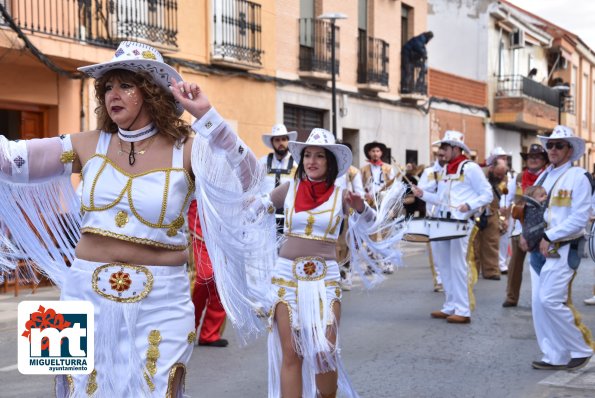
[392,162,415,186]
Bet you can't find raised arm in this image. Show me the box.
[0,134,75,183]
[170,79,259,191]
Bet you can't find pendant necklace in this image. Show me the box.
[118,123,158,166]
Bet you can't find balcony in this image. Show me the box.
[493,75,561,130]
[357,31,389,92]
[0,0,178,49]
[211,0,263,70]
[298,18,339,80]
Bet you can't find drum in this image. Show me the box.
[402,217,429,242]
[588,221,595,263]
[426,217,470,241]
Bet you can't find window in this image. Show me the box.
[401,5,412,48]
[284,104,325,142]
[405,150,418,166]
[582,73,588,128]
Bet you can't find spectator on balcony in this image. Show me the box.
[400,31,433,94]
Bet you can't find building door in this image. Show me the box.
[21,111,46,139]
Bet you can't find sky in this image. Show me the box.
[507,0,595,50]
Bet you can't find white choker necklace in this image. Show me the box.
[118,123,157,142]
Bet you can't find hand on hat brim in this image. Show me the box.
[169,77,212,120]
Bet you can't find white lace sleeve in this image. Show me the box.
[0,134,80,288]
[191,109,275,343]
[0,135,75,183]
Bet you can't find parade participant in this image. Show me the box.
[417,147,446,292]
[486,147,511,275]
[259,124,298,232]
[257,128,405,398]
[473,157,508,280]
[0,41,266,396]
[335,142,365,291]
[361,141,396,273]
[502,144,548,307]
[411,130,492,324]
[403,163,425,217]
[188,200,228,348]
[523,126,594,371]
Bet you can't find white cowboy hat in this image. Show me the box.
[486,146,508,165]
[288,128,352,177]
[261,124,298,149]
[78,41,184,115]
[432,130,471,154]
[538,125,585,163]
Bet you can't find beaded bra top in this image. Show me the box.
[79,131,194,250]
[283,179,344,243]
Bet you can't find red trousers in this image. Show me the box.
[192,239,226,343]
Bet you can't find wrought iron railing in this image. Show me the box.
[496,75,561,107]
[298,18,339,75]
[0,0,178,48]
[560,95,575,114]
[357,31,389,86]
[212,0,262,66]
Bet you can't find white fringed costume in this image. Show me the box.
[0,107,275,397]
[262,136,408,397]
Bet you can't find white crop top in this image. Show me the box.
[80,132,194,250]
[283,179,344,243]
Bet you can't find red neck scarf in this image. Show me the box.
[294,179,335,213]
[368,159,384,166]
[521,167,545,191]
[446,154,469,175]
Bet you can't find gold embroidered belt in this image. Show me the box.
[92,263,154,303]
[291,256,327,282]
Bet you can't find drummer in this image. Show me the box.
[411,131,492,324]
[418,147,447,292]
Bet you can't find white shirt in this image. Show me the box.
[418,161,444,217]
[538,162,591,242]
[259,152,295,194]
[335,167,365,196]
[421,160,493,220]
[363,163,396,195]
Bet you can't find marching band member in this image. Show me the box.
[411,130,492,324]
[524,126,594,371]
[417,147,446,292]
[502,144,548,307]
[259,124,298,232]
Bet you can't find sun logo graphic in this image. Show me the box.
[18,301,94,374]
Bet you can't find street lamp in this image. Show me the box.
[552,84,570,124]
[317,12,347,138]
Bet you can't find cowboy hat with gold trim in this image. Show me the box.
[261,124,298,149]
[537,125,585,163]
[288,129,352,177]
[78,41,184,115]
[432,130,471,154]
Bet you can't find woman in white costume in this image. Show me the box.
[0,41,268,397]
[259,129,406,398]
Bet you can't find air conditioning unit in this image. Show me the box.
[510,30,525,49]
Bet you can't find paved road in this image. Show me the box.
[1,244,595,397]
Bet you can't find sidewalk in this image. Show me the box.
[0,286,60,328]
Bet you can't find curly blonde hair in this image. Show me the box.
[94,69,192,145]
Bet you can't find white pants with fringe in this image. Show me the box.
[55,258,195,397]
[267,256,358,398]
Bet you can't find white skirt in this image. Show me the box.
[267,256,358,398]
[55,258,195,398]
